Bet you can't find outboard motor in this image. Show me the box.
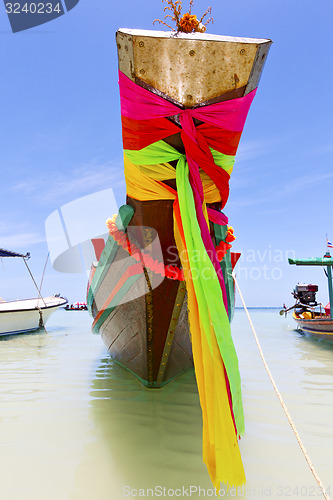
[292,284,318,306]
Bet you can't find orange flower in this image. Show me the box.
[225,226,236,243]
[107,217,184,280]
[215,241,232,261]
[179,13,198,32]
[107,214,228,281]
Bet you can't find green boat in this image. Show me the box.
[283,252,333,340]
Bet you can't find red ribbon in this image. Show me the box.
[119,71,257,314]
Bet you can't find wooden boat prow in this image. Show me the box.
[117,28,272,106]
[88,29,272,388]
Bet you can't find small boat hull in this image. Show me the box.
[0,296,67,336]
[98,287,192,387]
[293,312,333,341]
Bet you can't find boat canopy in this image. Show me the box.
[289,257,333,266]
[0,248,30,258]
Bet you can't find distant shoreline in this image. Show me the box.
[235,306,281,309]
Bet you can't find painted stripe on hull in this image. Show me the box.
[0,327,40,336]
[293,316,333,339]
[297,326,333,337]
[294,321,333,333]
[92,263,144,333]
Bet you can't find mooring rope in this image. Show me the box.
[36,306,44,327]
[38,252,50,303]
[233,274,330,500]
[22,257,47,308]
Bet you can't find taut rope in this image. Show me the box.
[39,252,50,302]
[233,274,330,500]
[22,256,48,333]
[22,257,47,308]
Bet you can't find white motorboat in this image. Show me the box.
[0,296,67,336]
[0,248,67,336]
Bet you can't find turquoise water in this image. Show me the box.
[0,308,332,499]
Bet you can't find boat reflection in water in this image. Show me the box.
[73,357,214,498]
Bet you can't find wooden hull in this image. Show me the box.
[88,220,193,387]
[293,312,333,341]
[88,30,272,387]
[99,286,192,386]
[0,296,67,336]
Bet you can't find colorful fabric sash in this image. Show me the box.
[118,71,256,488]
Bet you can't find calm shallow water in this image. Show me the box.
[0,308,332,499]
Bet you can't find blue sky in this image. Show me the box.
[1,0,333,306]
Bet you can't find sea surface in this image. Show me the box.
[0,308,332,500]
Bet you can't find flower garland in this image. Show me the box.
[106,215,235,282]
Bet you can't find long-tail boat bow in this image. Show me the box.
[88,28,272,490]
